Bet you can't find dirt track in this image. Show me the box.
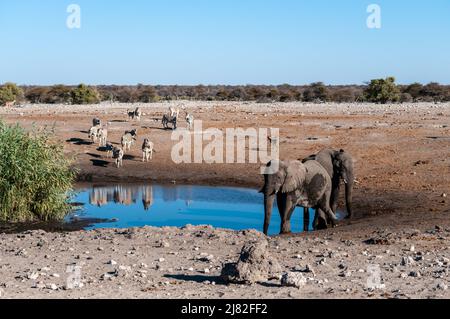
[0,101,449,299]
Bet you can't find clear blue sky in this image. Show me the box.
[1,0,449,85]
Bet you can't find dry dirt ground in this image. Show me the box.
[0,101,449,299]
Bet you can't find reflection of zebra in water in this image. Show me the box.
[112,185,138,205]
[141,186,153,210]
[89,187,108,207]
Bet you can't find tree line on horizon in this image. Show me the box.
[1,78,450,106]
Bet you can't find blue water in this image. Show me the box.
[68,184,320,235]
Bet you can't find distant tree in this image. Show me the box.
[24,87,49,104]
[364,77,400,104]
[331,88,355,103]
[216,89,229,101]
[0,82,24,105]
[399,93,413,103]
[228,87,247,100]
[246,87,265,101]
[303,82,329,102]
[137,86,159,103]
[43,85,72,104]
[71,84,100,104]
[420,82,446,102]
[403,83,423,102]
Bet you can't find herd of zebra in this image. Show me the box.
[87,106,194,168]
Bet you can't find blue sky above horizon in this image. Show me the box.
[0,0,449,86]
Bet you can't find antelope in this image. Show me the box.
[4,100,16,107]
[142,138,154,162]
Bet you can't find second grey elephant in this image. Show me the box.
[260,159,338,235]
[302,149,354,229]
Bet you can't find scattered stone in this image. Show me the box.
[401,256,415,266]
[47,283,58,291]
[108,260,117,266]
[280,272,306,289]
[436,282,448,291]
[27,272,39,280]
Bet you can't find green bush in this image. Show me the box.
[0,121,75,222]
[364,77,400,104]
[71,84,100,104]
[0,82,24,105]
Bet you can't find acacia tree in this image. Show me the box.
[71,84,100,104]
[364,77,400,104]
[0,82,23,105]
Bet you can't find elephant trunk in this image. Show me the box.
[345,176,354,219]
[263,192,275,235]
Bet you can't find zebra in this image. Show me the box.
[92,117,101,127]
[112,147,124,168]
[162,114,177,130]
[88,126,101,143]
[121,133,136,151]
[142,138,154,162]
[127,107,142,121]
[105,142,114,158]
[97,128,108,147]
[185,113,194,130]
[169,106,180,118]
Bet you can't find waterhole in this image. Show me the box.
[68,184,344,235]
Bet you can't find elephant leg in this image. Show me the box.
[279,195,295,234]
[313,208,327,230]
[303,207,310,232]
[324,206,338,227]
[330,176,341,215]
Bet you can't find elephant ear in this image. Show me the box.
[281,161,306,193]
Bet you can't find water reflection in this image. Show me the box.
[71,184,317,235]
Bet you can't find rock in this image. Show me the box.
[27,272,39,280]
[436,282,448,291]
[280,272,306,289]
[401,256,415,266]
[158,258,165,262]
[108,260,117,266]
[220,239,282,284]
[47,283,58,291]
[409,271,421,278]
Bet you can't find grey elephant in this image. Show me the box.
[260,159,338,235]
[302,149,354,229]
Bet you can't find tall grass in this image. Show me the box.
[0,121,75,222]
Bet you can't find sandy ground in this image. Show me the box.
[0,101,449,299]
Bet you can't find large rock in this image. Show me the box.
[220,240,281,284]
